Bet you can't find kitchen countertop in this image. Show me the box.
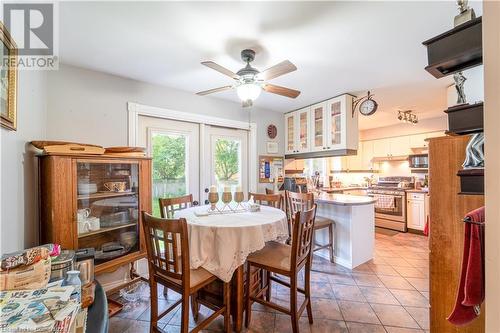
[322,186,369,192]
[316,193,376,206]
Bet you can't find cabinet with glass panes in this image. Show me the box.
[39,154,152,273]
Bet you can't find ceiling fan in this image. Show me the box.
[196,49,301,107]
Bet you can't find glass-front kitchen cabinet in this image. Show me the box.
[285,94,358,156]
[39,154,152,274]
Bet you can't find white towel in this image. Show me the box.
[375,195,395,209]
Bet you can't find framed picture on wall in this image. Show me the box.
[1,22,18,131]
[266,141,278,154]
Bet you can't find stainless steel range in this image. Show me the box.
[367,176,414,232]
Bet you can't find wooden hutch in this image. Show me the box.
[38,153,152,275]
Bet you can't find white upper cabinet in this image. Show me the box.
[361,141,374,170]
[285,94,358,156]
[297,108,311,153]
[388,136,410,156]
[310,102,327,152]
[409,133,428,148]
[285,113,296,154]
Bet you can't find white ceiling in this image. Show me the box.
[58,1,482,130]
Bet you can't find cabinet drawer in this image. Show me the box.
[408,193,425,201]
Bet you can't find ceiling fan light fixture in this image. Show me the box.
[236,82,261,102]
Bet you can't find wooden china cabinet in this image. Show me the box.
[38,153,152,275]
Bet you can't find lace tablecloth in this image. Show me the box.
[174,205,288,282]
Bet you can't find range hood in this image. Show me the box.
[371,155,409,162]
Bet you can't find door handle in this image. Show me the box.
[204,199,209,205]
[193,201,199,206]
[204,188,209,193]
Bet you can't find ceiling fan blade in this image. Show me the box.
[196,85,233,96]
[263,84,301,99]
[201,61,238,79]
[259,60,297,80]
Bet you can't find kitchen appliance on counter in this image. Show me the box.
[408,154,429,170]
[367,176,414,232]
[280,177,307,193]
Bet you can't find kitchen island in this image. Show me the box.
[314,193,376,269]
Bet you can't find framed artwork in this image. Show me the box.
[1,22,18,131]
[266,141,278,154]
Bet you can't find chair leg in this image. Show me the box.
[290,274,299,333]
[150,278,159,332]
[190,293,200,321]
[328,224,335,263]
[244,262,252,328]
[224,281,231,333]
[181,290,190,333]
[265,270,272,301]
[304,265,314,324]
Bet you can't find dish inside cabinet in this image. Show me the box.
[76,162,140,265]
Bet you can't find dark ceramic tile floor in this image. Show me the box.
[108,231,429,333]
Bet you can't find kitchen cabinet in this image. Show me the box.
[361,141,374,170]
[285,94,357,157]
[285,107,310,154]
[344,142,363,170]
[406,192,426,231]
[388,136,411,156]
[284,158,305,172]
[285,113,295,154]
[310,102,327,152]
[409,133,428,148]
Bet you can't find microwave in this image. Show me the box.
[408,154,429,169]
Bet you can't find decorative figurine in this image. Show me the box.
[454,72,467,105]
[462,133,484,169]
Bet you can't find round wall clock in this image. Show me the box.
[359,99,378,116]
[267,124,277,139]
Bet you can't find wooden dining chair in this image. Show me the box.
[245,205,317,333]
[159,194,197,218]
[285,191,336,263]
[142,212,231,333]
[248,192,283,210]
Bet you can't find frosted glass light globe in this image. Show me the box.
[236,83,261,102]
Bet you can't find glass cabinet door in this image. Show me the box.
[298,109,309,152]
[286,114,295,153]
[76,161,140,265]
[329,99,342,147]
[311,103,326,151]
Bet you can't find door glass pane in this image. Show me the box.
[314,107,323,147]
[76,162,139,265]
[287,116,294,151]
[214,138,241,190]
[330,102,341,145]
[151,132,188,216]
[299,112,308,149]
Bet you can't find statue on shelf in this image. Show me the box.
[462,133,484,169]
[454,71,467,105]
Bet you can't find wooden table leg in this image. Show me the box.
[231,265,244,333]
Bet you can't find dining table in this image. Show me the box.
[174,204,288,332]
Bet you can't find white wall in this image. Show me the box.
[0,71,47,254]
[484,1,500,331]
[46,64,283,158]
[360,116,447,141]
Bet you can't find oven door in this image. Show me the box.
[373,194,405,222]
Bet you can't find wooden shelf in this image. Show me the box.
[457,168,484,195]
[444,102,483,135]
[78,222,137,238]
[422,16,482,78]
[77,191,137,200]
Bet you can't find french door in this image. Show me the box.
[138,116,249,214]
[138,116,200,216]
[202,125,248,204]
